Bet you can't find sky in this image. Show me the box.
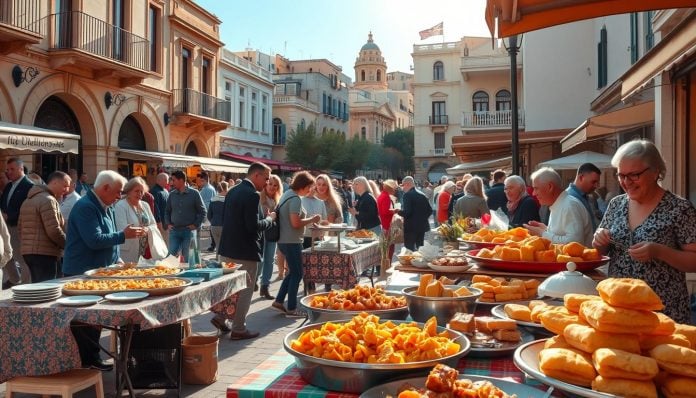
[196,0,490,77]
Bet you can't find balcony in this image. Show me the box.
[274,95,319,112]
[172,88,231,133]
[429,115,449,125]
[461,110,525,130]
[430,148,448,156]
[46,11,149,87]
[0,0,44,54]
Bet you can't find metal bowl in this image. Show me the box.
[401,286,483,326]
[283,319,470,393]
[300,292,409,324]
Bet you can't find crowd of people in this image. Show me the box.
[0,138,694,369]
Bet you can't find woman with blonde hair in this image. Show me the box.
[314,174,342,223]
[453,176,490,219]
[258,174,283,299]
[114,177,157,263]
[368,179,381,198]
[349,176,381,233]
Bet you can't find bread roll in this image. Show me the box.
[580,300,659,334]
[564,323,641,354]
[639,333,692,352]
[530,303,555,323]
[596,278,664,311]
[528,299,546,310]
[659,375,696,398]
[591,376,657,398]
[504,303,532,322]
[563,293,601,313]
[539,307,583,335]
[592,348,659,380]
[544,335,572,349]
[538,348,596,387]
[675,323,696,348]
[449,313,475,334]
[649,344,696,378]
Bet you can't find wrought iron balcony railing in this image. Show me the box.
[173,88,231,123]
[461,110,525,128]
[0,0,43,34]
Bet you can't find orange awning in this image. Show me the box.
[485,0,696,38]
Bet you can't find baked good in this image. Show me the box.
[504,303,532,322]
[659,375,696,398]
[539,306,583,335]
[417,274,434,296]
[471,274,492,283]
[563,293,601,313]
[675,323,696,348]
[449,313,475,334]
[596,278,664,311]
[591,376,657,398]
[639,333,692,352]
[592,348,659,380]
[474,316,516,333]
[645,312,676,336]
[538,348,596,387]
[492,329,521,342]
[580,300,659,334]
[564,323,641,354]
[495,293,523,302]
[530,303,556,323]
[425,363,458,393]
[649,344,696,377]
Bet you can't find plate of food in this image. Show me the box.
[448,313,534,358]
[490,299,564,329]
[62,277,192,296]
[465,249,609,273]
[427,256,471,273]
[360,364,548,398]
[346,229,377,240]
[220,262,240,274]
[84,265,183,278]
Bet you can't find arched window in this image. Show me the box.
[185,141,198,156]
[118,115,146,150]
[495,90,511,111]
[473,91,489,112]
[361,70,365,81]
[376,70,381,81]
[433,61,444,81]
[300,119,306,130]
[361,127,366,140]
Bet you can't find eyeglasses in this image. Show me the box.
[615,167,651,182]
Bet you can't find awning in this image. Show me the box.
[0,121,80,154]
[451,129,569,159]
[446,156,512,175]
[485,0,696,38]
[537,151,614,170]
[118,149,248,173]
[561,101,655,152]
[621,14,696,100]
[220,152,303,172]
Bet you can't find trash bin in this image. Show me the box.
[182,335,219,385]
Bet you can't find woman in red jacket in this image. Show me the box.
[377,179,398,261]
[437,181,455,224]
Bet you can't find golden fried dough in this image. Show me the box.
[659,375,696,398]
[563,293,601,313]
[538,348,597,387]
[592,348,659,380]
[474,316,516,333]
[645,312,677,336]
[539,306,584,335]
[564,324,641,354]
[639,333,692,352]
[591,376,657,398]
[504,303,532,322]
[596,278,664,311]
[449,313,475,334]
[649,344,696,378]
[674,323,696,348]
[580,300,659,334]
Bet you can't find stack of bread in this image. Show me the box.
[470,274,540,303]
[535,277,696,398]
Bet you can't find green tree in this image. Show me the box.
[334,136,370,175]
[316,131,346,170]
[382,128,415,174]
[285,122,319,168]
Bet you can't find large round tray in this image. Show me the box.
[514,339,618,398]
[457,239,504,249]
[84,266,183,279]
[465,249,609,273]
[490,299,563,329]
[62,277,193,296]
[300,292,409,324]
[360,373,548,398]
[283,320,470,393]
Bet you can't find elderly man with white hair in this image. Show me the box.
[63,170,145,371]
[524,167,593,246]
[399,176,432,250]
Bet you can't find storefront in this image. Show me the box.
[0,121,81,176]
[118,149,248,182]
[219,152,303,174]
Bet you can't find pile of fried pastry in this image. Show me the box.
[471,274,540,303]
[394,363,515,398]
[535,278,696,398]
[476,238,601,263]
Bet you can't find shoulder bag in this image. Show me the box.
[265,195,296,242]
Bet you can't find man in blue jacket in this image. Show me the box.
[63,170,145,371]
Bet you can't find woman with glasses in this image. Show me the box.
[593,139,696,323]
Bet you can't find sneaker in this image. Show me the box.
[285,308,307,318]
[88,359,114,372]
[271,301,287,313]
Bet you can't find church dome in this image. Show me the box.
[361,32,380,52]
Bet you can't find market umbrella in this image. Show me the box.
[537,151,613,170]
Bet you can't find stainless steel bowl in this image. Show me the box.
[283,319,470,393]
[402,286,483,326]
[300,292,409,324]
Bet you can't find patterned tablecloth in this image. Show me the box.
[226,349,548,398]
[302,241,381,289]
[0,271,247,383]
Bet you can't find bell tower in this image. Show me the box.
[354,32,388,90]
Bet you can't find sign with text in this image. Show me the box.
[0,131,79,154]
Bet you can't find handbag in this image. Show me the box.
[147,225,169,260]
[265,195,297,242]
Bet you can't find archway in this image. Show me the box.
[427,162,451,183]
[185,141,199,156]
[117,115,147,178]
[34,96,81,179]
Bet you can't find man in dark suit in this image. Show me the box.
[399,176,432,251]
[0,158,33,287]
[217,162,275,340]
[486,169,507,213]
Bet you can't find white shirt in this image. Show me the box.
[542,191,593,246]
[60,191,81,221]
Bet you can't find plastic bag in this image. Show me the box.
[488,209,509,231]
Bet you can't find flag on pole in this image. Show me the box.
[419,22,444,40]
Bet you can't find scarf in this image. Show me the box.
[507,191,528,216]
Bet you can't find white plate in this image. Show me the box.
[13,292,63,300]
[427,262,472,272]
[11,283,62,293]
[104,291,149,303]
[514,340,617,398]
[12,293,62,303]
[56,295,103,307]
[360,374,548,398]
[491,300,563,329]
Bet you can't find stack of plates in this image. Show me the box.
[11,283,62,303]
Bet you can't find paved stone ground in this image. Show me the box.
[0,235,308,398]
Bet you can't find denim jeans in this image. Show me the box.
[274,243,303,311]
[259,240,277,287]
[168,228,193,263]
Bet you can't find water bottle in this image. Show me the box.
[188,230,200,269]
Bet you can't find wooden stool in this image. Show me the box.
[6,368,104,398]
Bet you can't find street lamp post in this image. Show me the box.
[505,35,521,176]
